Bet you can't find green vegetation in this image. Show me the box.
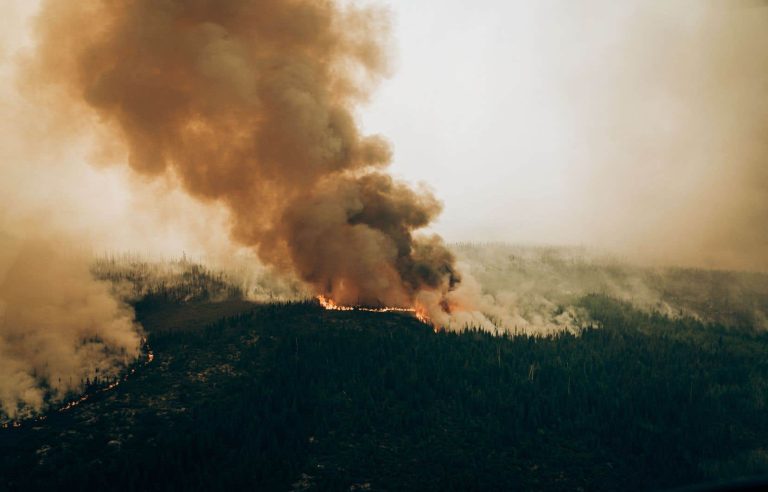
[2,294,767,491]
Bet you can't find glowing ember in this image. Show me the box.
[317,295,354,311]
[316,295,432,325]
[414,308,431,325]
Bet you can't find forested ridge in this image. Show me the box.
[2,296,767,491]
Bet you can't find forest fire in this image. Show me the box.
[0,341,154,430]
[316,295,354,311]
[316,295,431,325]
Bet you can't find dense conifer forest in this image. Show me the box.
[2,292,767,491]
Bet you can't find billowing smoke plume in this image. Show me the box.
[0,237,142,420]
[26,0,459,310]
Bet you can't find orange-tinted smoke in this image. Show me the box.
[28,0,458,307]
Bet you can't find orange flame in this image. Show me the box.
[1,340,155,430]
[316,295,431,325]
[317,295,354,311]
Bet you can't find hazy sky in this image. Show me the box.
[361,0,606,244]
[361,1,768,271]
[2,0,767,270]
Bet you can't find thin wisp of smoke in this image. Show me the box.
[27,0,460,315]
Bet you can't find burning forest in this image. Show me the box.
[3,0,768,490]
[25,0,463,321]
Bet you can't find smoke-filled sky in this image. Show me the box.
[2,0,767,272]
[363,0,768,271]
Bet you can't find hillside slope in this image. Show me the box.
[2,298,768,491]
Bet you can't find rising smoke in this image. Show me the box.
[0,3,146,420]
[0,0,464,419]
[26,0,460,312]
[2,0,767,421]
[0,236,142,420]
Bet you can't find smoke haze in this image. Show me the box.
[0,3,151,420]
[363,0,768,272]
[558,1,768,271]
[0,236,142,419]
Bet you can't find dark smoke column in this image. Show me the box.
[30,0,459,310]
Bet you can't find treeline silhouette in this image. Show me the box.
[2,297,768,491]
